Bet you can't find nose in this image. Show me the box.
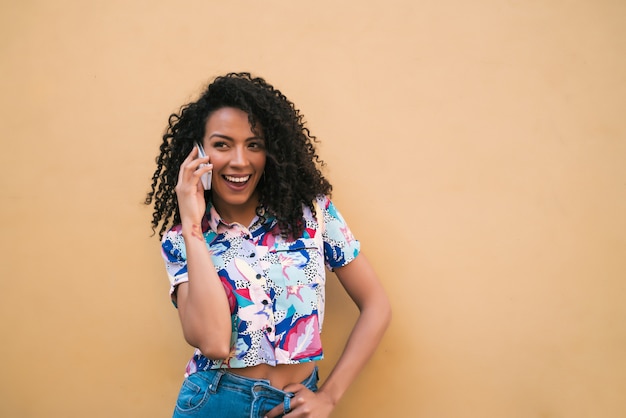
[230,146,249,167]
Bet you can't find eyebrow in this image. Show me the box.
[208,133,264,141]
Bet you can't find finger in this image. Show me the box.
[263,403,284,418]
[179,152,210,185]
[177,147,198,184]
[185,155,211,173]
[183,146,212,169]
[194,163,213,190]
[195,163,213,174]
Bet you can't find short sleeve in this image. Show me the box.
[316,195,361,271]
[161,225,189,301]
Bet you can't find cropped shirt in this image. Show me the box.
[161,195,360,376]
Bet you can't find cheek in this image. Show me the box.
[207,153,226,170]
[256,154,267,170]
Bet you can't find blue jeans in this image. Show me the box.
[173,367,319,418]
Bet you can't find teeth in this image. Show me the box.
[225,175,250,183]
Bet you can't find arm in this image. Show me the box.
[316,253,392,409]
[266,252,391,417]
[174,148,232,359]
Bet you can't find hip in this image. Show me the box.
[173,365,319,418]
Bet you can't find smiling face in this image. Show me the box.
[202,107,267,225]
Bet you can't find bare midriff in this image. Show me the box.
[226,361,316,389]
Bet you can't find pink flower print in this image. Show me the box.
[286,285,305,303]
[278,250,308,279]
[339,224,355,244]
[282,315,322,361]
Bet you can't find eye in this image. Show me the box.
[249,141,266,150]
[212,141,228,149]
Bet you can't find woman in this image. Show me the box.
[146,72,391,418]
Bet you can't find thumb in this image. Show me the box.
[264,403,284,418]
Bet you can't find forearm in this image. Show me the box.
[178,224,232,359]
[319,293,391,406]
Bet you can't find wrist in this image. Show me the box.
[181,223,205,242]
[316,386,340,407]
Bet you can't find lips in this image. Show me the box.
[222,174,254,191]
[224,175,251,184]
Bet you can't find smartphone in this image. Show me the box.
[195,142,212,190]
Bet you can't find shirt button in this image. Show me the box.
[266,327,273,333]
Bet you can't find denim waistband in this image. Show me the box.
[209,366,319,394]
[209,366,318,415]
[173,366,319,417]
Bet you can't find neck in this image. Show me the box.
[212,195,260,227]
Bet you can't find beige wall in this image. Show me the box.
[1,1,625,417]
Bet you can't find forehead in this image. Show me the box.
[205,107,253,133]
[205,107,263,138]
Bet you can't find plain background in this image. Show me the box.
[1,1,625,417]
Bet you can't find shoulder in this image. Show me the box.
[301,195,335,230]
[312,195,349,226]
[161,224,186,261]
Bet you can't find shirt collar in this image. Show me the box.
[205,201,276,236]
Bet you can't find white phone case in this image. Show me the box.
[196,142,212,190]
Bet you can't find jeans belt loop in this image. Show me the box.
[209,370,224,394]
[283,393,294,414]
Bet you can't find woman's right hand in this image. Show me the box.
[174,146,213,227]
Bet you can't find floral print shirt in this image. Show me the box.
[161,195,360,376]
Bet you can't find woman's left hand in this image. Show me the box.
[264,384,334,418]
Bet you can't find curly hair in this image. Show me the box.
[145,72,332,239]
